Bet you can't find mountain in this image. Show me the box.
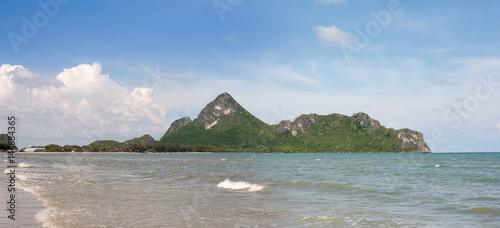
[90,134,156,151]
[124,134,155,146]
[165,117,192,135]
[159,93,431,153]
[159,92,271,151]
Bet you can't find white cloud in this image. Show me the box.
[315,25,354,46]
[0,63,167,146]
[314,0,347,4]
[497,123,500,135]
[0,65,18,100]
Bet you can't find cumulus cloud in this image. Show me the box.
[315,25,354,46]
[314,0,347,4]
[0,65,17,99]
[0,63,167,146]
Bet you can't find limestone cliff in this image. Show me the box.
[276,114,320,136]
[195,92,247,129]
[350,112,381,133]
[395,129,431,152]
[165,117,192,135]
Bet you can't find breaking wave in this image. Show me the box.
[18,162,33,168]
[217,179,267,192]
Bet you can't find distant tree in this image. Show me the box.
[0,142,11,151]
[45,144,62,152]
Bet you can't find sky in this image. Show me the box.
[1,0,499,152]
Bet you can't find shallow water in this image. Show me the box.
[10,153,500,227]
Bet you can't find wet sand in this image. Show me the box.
[0,186,43,227]
[1,155,44,227]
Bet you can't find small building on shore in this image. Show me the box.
[23,147,44,152]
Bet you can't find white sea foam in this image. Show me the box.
[435,164,440,167]
[17,173,29,181]
[36,208,60,228]
[18,185,39,197]
[221,159,227,161]
[217,179,267,192]
[18,162,33,168]
[17,183,55,228]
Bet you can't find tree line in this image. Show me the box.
[88,143,205,153]
[18,143,207,153]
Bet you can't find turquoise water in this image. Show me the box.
[12,153,500,227]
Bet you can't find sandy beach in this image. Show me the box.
[2,154,44,227]
[0,185,43,227]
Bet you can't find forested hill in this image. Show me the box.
[158,92,431,153]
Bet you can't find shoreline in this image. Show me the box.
[0,180,44,228]
[11,151,432,154]
[2,156,44,227]
[14,151,214,154]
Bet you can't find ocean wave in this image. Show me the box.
[17,183,57,228]
[280,180,354,192]
[17,173,30,181]
[461,207,500,216]
[301,215,344,225]
[217,179,267,192]
[36,208,60,228]
[280,180,313,186]
[17,185,40,198]
[19,162,33,168]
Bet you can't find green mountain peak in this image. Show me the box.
[196,92,248,129]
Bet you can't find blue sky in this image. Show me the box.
[1,0,499,152]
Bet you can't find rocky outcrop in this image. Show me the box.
[396,129,431,152]
[166,117,192,134]
[196,92,247,129]
[276,120,291,134]
[275,114,319,136]
[351,112,381,133]
[290,114,319,136]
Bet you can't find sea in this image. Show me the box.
[4,152,500,227]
